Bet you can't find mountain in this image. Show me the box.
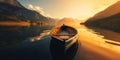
[0,0,56,25]
[88,1,120,20]
[0,0,24,7]
[85,1,120,33]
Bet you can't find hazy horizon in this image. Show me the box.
[18,0,119,20]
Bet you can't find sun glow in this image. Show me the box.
[59,0,94,20]
[68,4,93,20]
[72,0,118,20]
[20,0,119,20]
[55,0,119,20]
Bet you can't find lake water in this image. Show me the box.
[0,26,54,60]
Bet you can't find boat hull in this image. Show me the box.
[50,37,78,60]
[50,25,79,60]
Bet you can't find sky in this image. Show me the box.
[18,0,119,20]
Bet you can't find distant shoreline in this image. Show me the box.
[0,21,30,27]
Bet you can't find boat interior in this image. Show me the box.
[51,25,77,40]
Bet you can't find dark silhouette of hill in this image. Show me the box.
[0,0,56,25]
[0,0,24,7]
[88,1,120,20]
[85,1,120,33]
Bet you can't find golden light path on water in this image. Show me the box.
[30,19,120,60]
[55,19,120,60]
[76,25,120,60]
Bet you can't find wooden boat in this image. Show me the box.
[50,24,78,60]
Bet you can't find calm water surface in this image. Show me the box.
[0,26,54,60]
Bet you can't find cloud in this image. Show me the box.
[28,4,51,17]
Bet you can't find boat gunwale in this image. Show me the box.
[50,25,78,42]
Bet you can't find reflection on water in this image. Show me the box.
[50,37,78,60]
[86,27,120,46]
[0,26,53,60]
[29,30,51,42]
